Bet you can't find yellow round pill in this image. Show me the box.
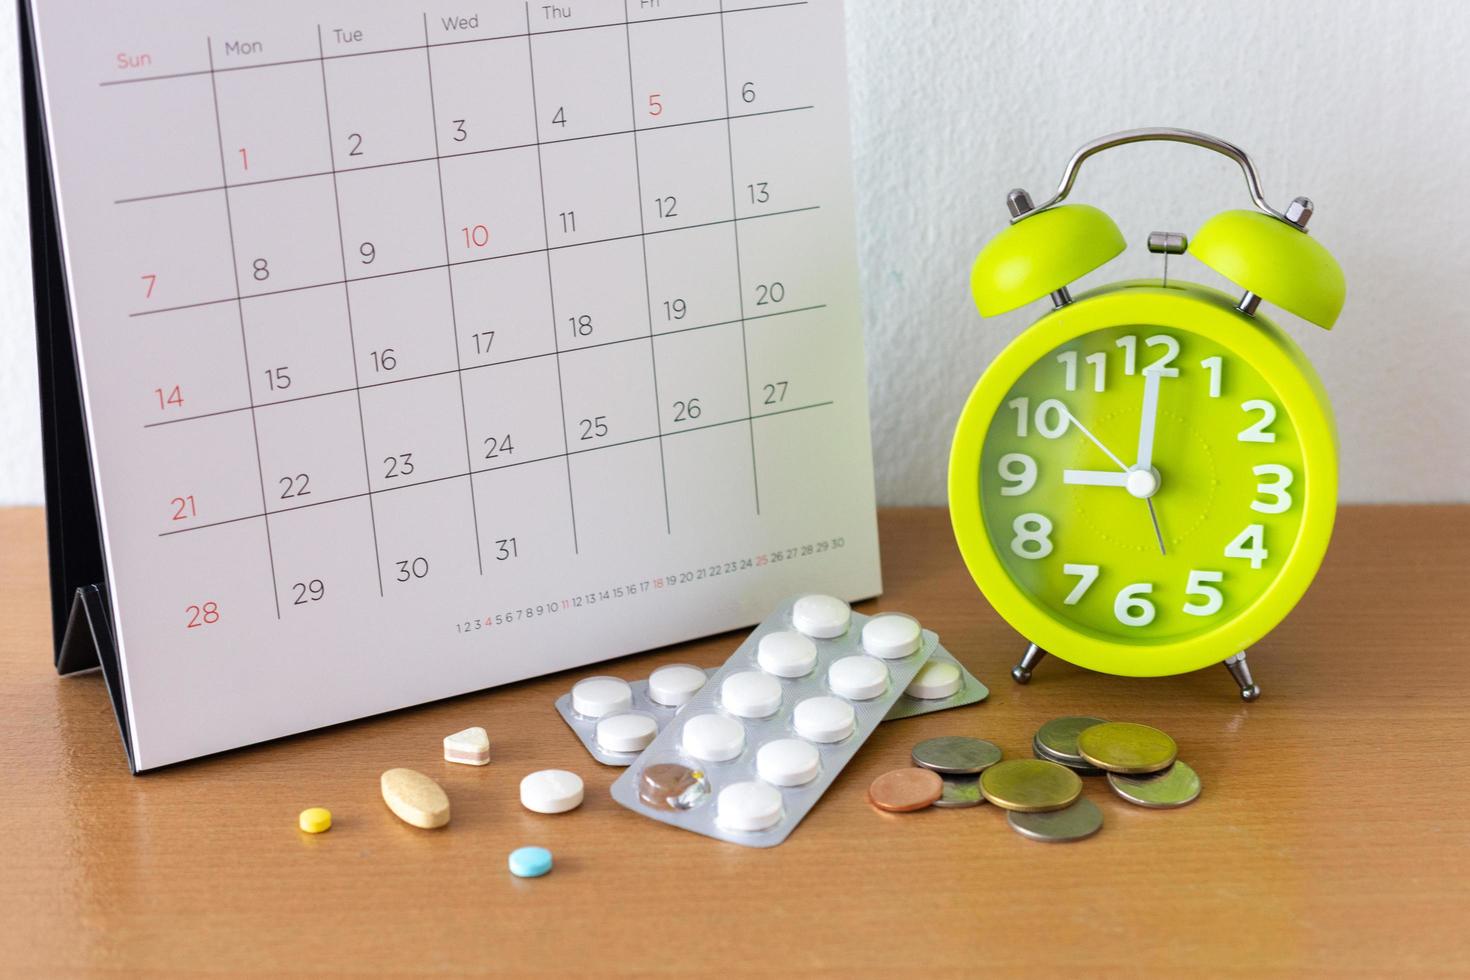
[298,807,332,834]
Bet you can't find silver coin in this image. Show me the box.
[1035,716,1107,765]
[1107,760,1201,809]
[931,775,983,808]
[1007,797,1103,842]
[1033,737,1107,777]
[911,736,1002,775]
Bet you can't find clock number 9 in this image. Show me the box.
[1010,512,1053,559]
[997,453,1037,496]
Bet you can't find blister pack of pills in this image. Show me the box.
[885,644,989,721]
[609,595,935,847]
[554,665,709,766]
[557,642,986,767]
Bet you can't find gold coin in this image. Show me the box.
[978,759,1082,812]
[1108,761,1201,808]
[868,767,944,812]
[1076,722,1177,775]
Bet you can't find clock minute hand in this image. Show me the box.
[1059,408,1129,472]
[1136,367,1162,471]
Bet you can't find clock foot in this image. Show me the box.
[1223,651,1261,701]
[1012,643,1047,684]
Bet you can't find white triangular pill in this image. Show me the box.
[443,726,491,766]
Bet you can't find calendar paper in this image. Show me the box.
[29,0,879,770]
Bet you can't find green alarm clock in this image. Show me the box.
[949,128,1345,700]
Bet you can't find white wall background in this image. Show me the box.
[0,0,1466,505]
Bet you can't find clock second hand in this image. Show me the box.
[1146,499,1166,556]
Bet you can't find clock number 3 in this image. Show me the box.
[1251,464,1293,513]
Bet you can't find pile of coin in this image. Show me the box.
[866,720,1199,842]
[1038,716,1201,810]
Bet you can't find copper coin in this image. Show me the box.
[868,767,944,812]
[1076,722,1178,775]
[638,763,709,811]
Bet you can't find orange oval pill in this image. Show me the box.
[868,767,943,812]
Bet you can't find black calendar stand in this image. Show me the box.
[18,0,138,773]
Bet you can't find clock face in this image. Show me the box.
[979,323,1305,643]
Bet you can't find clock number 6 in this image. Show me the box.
[1114,583,1156,627]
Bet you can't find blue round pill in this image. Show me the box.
[508,846,553,878]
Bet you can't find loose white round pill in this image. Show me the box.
[757,738,821,787]
[905,660,963,700]
[681,713,746,762]
[757,631,818,678]
[571,676,633,718]
[520,769,584,814]
[596,712,658,753]
[828,655,889,700]
[721,671,783,718]
[791,594,851,638]
[716,780,784,832]
[862,614,923,660]
[793,695,857,743]
[647,664,707,707]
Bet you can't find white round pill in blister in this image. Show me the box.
[647,664,707,707]
[682,713,746,762]
[828,655,888,700]
[721,671,782,719]
[793,695,856,743]
[861,614,923,660]
[596,712,658,753]
[905,660,963,700]
[716,780,784,832]
[520,769,584,814]
[791,594,851,638]
[571,676,633,718]
[757,631,818,678]
[757,738,821,787]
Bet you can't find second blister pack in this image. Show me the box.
[609,594,935,847]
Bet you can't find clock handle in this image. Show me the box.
[1015,127,1303,228]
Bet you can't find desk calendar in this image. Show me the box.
[22,0,880,771]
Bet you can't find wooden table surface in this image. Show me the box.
[2,505,1467,975]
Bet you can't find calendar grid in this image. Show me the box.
[135,3,837,572]
[419,12,485,574]
[98,2,809,89]
[717,0,762,514]
[141,303,828,431]
[620,0,672,535]
[113,105,816,206]
[156,400,835,539]
[204,37,281,618]
[127,206,819,320]
[312,25,387,595]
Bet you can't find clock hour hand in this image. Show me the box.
[1064,469,1128,487]
[1136,367,1162,471]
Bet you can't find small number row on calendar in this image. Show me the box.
[127,117,816,315]
[108,7,811,198]
[164,412,810,626]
